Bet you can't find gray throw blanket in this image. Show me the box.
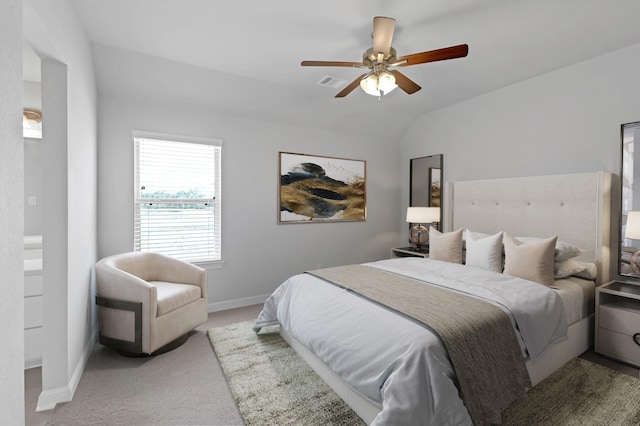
[307,264,531,425]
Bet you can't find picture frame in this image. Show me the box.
[279,152,366,223]
[429,167,441,207]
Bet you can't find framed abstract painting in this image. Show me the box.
[278,152,366,223]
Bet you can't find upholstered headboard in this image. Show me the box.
[445,172,612,285]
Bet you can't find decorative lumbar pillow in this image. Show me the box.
[503,233,557,286]
[465,230,504,272]
[554,260,598,280]
[516,237,586,261]
[429,228,463,264]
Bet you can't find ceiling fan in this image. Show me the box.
[301,16,469,98]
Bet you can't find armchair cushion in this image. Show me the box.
[152,281,203,316]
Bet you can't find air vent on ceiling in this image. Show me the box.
[316,75,348,89]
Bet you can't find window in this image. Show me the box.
[133,131,222,263]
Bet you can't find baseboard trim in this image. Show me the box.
[36,328,98,412]
[36,385,72,412]
[208,294,269,313]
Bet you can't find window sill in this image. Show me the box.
[194,260,224,270]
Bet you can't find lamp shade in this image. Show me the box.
[406,207,440,224]
[626,211,640,240]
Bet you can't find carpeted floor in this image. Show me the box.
[209,320,640,426]
[35,305,263,426]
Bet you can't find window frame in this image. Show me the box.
[132,130,223,268]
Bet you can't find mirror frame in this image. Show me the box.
[409,154,444,207]
[619,121,640,278]
[410,154,443,226]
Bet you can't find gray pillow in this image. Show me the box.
[429,228,463,264]
[503,233,557,286]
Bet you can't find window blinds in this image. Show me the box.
[134,136,221,262]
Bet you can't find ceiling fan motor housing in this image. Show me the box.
[362,47,397,67]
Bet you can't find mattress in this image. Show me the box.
[553,276,595,326]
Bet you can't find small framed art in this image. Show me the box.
[429,167,441,207]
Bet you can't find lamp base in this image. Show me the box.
[631,249,640,275]
[409,224,429,250]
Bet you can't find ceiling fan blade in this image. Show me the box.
[301,60,364,67]
[372,16,396,57]
[335,74,367,98]
[396,44,469,67]
[390,70,421,94]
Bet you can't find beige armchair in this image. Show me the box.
[95,252,208,355]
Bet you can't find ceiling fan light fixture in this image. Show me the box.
[360,71,397,97]
[301,16,467,98]
[378,70,397,94]
[23,109,42,139]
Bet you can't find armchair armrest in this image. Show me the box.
[96,260,158,317]
[96,256,160,352]
[95,296,143,353]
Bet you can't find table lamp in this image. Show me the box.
[626,211,640,274]
[406,207,440,250]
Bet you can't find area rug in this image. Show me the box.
[502,356,640,425]
[209,321,640,425]
[207,320,365,426]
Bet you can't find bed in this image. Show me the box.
[254,171,611,425]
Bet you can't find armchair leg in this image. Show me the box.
[96,296,143,354]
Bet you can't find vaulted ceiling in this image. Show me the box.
[70,0,640,140]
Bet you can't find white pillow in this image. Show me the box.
[429,228,463,264]
[462,230,491,248]
[516,237,586,261]
[503,233,557,287]
[465,229,503,273]
[554,260,597,280]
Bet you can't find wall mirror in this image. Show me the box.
[409,154,442,207]
[410,154,443,226]
[620,121,640,278]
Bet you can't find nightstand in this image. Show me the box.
[391,246,429,259]
[596,280,640,367]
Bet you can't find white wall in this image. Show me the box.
[0,0,25,422]
[24,81,42,236]
[97,65,401,307]
[23,136,42,235]
[24,0,98,410]
[400,42,640,233]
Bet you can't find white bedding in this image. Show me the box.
[254,258,571,425]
